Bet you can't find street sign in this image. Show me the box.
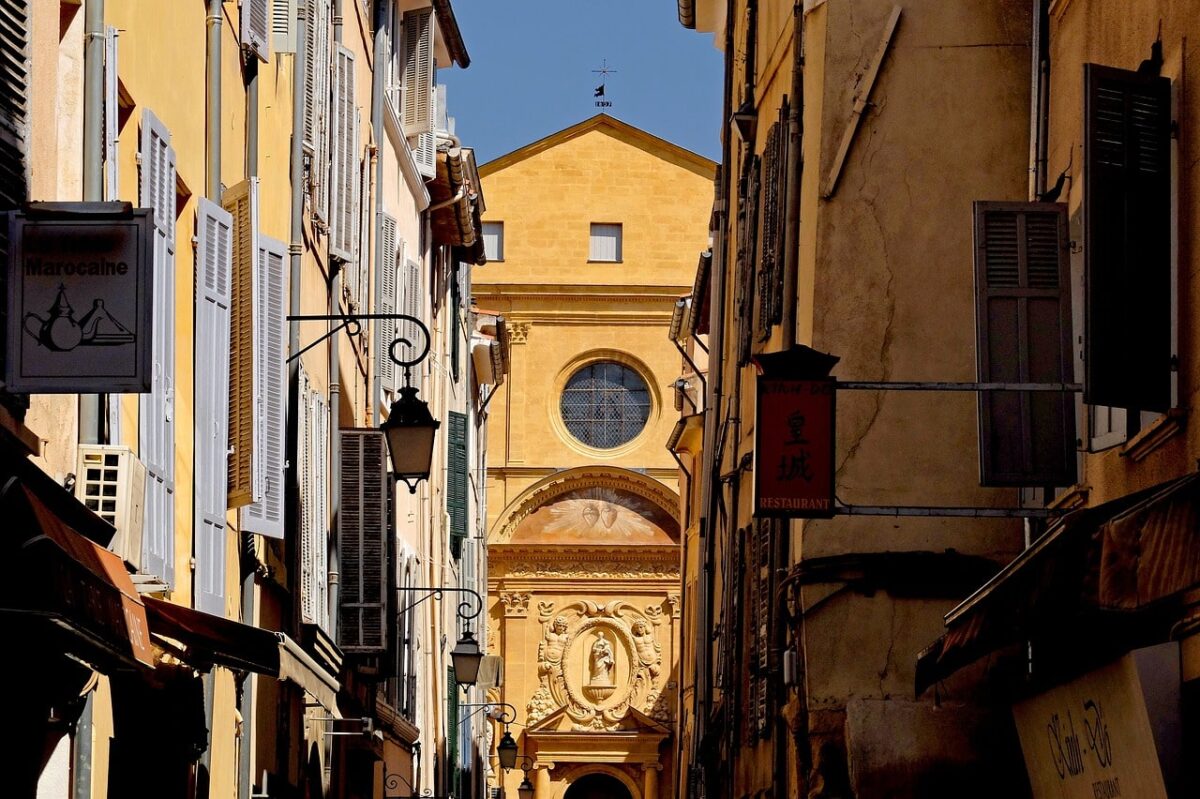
[5,203,154,393]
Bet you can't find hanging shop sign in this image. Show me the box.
[754,377,835,518]
[5,202,153,393]
[1012,650,1175,799]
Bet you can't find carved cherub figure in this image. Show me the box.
[631,619,662,679]
[538,615,570,678]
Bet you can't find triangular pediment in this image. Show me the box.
[526,704,670,736]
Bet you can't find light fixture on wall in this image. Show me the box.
[396,586,485,688]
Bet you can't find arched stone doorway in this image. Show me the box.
[563,772,634,799]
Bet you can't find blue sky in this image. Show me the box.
[440,1,724,166]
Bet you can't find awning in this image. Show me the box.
[144,597,341,717]
[916,474,1200,695]
[0,479,152,670]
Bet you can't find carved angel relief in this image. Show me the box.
[525,600,669,730]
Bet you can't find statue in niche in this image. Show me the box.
[588,631,616,687]
[631,619,662,679]
[538,615,570,679]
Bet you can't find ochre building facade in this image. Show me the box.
[475,116,715,799]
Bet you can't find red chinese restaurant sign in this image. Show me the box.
[754,377,835,518]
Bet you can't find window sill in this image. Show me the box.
[587,259,623,264]
[1120,408,1186,462]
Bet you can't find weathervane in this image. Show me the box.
[592,59,616,108]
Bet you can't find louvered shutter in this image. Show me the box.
[736,155,760,365]
[401,256,422,394]
[974,201,1075,486]
[223,179,261,508]
[139,109,176,587]
[270,0,295,53]
[243,235,288,538]
[241,0,270,62]
[400,7,434,136]
[1084,64,1172,412]
[314,391,330,630]
[309,0,331,220]
[447,411,468,559]
[298,365,314,621]
[412,131,435,179]
[379,213,399,393]
[0,0,29,390]
[357,150,371,310]
[103,26,119,200]
[195,198,234,615]
[338,429,389,652]
[758,107,787,339]
[329,45,357,262]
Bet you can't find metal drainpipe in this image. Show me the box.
[1029,0,1050,201]
[79,0,105,445]
[327,0,345,642]
[206,0,222,200]
[371,0,387,427]
[780,2,803,349]
[238,44,260,799]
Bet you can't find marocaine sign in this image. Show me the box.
[5,202,153,393]
[1013,652,1172,799]
[754,377,835,518]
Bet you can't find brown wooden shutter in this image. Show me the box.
[338,429,391,653]
[974,201,1075,487]
[758,104,788,340]
[736,155,760,365]
[1084,64,1172,412]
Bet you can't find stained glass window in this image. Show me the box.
[560,362,651,448]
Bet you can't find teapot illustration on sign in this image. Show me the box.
[24,286,135,351]
[25,284,83,351]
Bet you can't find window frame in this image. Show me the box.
[588,222,623,263]
[482,221,504,262]
[559,360,652,450]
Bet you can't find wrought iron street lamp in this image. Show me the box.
[511,755,537,799]
[287,311,439,492]
[396,586,485,689]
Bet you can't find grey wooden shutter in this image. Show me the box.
[329,45,357,262]
[1084,64,1172,412]
[379,213,399,393]
[243,235,288,538]
[241,0,270,62]
[308,0,331,221]
[447,411,468,559]
[270,0,296,53]
[338,429,389,652]
[223,179,260,508]
[401,256,423,394]
[400,7,434,136]
[194,198,234,616]
[298,365,314,621]
[314,391,330,629]
[103,26,119,200]
[139,108,177,586]
[974,201,1075,486]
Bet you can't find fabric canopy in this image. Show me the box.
[916,474,1200,695]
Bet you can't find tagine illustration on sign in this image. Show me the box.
[24,284,136,352]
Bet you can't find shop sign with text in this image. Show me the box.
[5,204,153,393]
[1013,654,1169,799]
[754,377,835,518]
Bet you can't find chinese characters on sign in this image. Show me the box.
[754,377,835,518]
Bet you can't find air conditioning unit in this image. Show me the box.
[75,445,147,569]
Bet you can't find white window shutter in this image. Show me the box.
[312,0,331,220]
[298,366,315,622]
[241,0,270,62]
[270,0,296,53]
[103,26,119,200]
[400,7,434,136]
[413,132,435,179]
[301,0,319,151]
[401,256,423,395]
[357,147,370,310]
[243,235,288,539]
[138,108,176,587]
[222,179,261,509]
[329,44,357,262]
[314,391,330,629]
[379,213,398,393]
[194,197,234,616]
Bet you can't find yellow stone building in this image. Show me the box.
[474,116,715,799]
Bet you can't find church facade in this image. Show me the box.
[474,116,715,799]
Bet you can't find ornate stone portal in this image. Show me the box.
[487,467,681,798]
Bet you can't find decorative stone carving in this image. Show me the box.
[666,593,681,619]
[508,322,530,344]
[537,601,556,623]
[499,591,531,617]
[525,600,668,731]
[504,561,680,579]
[644,604,664,627]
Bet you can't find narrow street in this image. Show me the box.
[0,1,1197,798]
